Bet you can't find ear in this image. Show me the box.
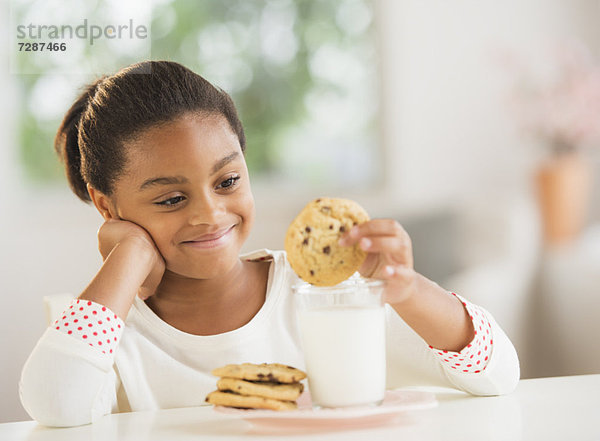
[87,184,118,221]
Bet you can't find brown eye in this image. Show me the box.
[218,175,241,190]
[156,196,185,206]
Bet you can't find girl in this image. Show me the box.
[20,61,519,427]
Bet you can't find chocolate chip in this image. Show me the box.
[353,222,357,226]
[340,225,346,233]
[310,270,315,276]
[316,198,321,202]
[302,238,309,245]
[323,246,331,254]
[329,224,333,229]
[305,226,311,233]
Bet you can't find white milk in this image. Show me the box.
[298,306,386,408]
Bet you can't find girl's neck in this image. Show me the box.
[144,259,271,335]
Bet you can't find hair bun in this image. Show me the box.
[54,77,105,202]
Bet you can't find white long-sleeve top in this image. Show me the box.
[20,249,520,427]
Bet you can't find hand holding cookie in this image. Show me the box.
[338,219,418,304]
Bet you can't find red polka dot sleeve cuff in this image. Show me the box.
[52,298,124,356]
[429,293,493,374]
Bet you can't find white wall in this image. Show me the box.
[378,0,600,212]
[2,0,600,423]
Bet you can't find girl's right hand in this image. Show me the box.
[97,219,165,300]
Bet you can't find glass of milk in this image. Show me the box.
[294,276,386,408]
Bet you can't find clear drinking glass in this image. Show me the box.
[294,276,386,408]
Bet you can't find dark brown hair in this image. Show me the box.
[54,60,246,202]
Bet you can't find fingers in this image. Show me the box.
[363,261,415,292]
[138,289,150,301]
[382,265,414,279]
[378,265,418,304]
[339,219,409,247]
[139,252,166,300]
[337,218,417,303]
[339,219,412,266]
[357,236,408,254]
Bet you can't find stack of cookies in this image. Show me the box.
[205,363,307,411]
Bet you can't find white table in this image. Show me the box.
[1,375,599,441]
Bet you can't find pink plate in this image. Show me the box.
[214,389,437,430]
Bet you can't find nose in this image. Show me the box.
[188,193,226,226]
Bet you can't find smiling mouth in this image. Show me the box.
[181,225,236,249]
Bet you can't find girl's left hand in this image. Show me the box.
[339,219,418,304]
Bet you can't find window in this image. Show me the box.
[14,0,380,190]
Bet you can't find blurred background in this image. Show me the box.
[1,0,600,423]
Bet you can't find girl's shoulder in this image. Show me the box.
[241,248,279,263]
[241,249,301,291]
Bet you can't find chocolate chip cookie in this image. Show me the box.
[211,363,307,384]
[217,377,304,401]
[284,197,370,286]
[205,390,297,411]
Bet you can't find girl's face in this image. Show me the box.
[109,113,254,279]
